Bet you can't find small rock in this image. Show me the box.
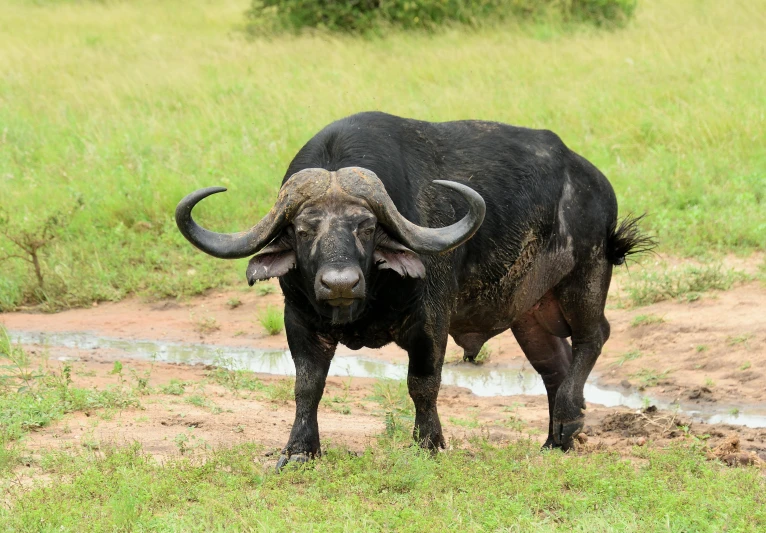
[620,380,632,389]
[575,433,588,444]
[636,437,647,446]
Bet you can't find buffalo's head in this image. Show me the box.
[175,167,485,324]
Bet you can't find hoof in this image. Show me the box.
[275,452,310,473]
[541,436,557,450]
[554,417,585,451]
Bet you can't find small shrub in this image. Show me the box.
[258,305,284,336]
[0,202,78,294]
[247,0,638,35]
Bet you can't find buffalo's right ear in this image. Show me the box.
[373,230,426,279]
[246,235,296,285]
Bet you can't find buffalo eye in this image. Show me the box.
[295,228,312,241]
[358,226,375,239]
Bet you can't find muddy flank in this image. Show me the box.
[3,280,766,465]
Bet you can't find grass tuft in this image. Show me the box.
[612,349,644,366]
[631,368,672,388]
[621,264,747,307]
[258,305,284,336]
[630,314,665,327]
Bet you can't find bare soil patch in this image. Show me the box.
[10,355,766,468]
[3,277,766,466]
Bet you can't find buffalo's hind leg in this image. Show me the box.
[511,306,573,449]
[550,260,613,450]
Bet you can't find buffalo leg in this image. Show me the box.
[277,306,337,471]
[551,262,612,450]
[403,328,448,450]
[511,310,573,448]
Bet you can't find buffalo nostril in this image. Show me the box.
[318,268,363,299]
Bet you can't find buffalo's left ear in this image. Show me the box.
[373,231,426,279]
[246,236,296,285]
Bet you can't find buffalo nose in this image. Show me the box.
[316,267,364,303]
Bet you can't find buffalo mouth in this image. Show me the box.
[323,297,360,307]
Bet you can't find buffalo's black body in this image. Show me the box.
[275,112,645,463]
[175,111,652,470]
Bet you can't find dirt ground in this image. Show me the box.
[2,273,766,466]
[10,354,766,467]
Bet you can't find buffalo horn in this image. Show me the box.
[338,167,486,255]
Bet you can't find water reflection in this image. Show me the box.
[11,330,766,428]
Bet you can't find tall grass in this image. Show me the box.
[0,0,764,310]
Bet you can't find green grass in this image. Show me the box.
[159,379,187,396]
[258,305,284,335]
[611,349,644,366]
[2,440,765,531]
[254,283,278,296]
[473,343,492,364]
[264,377,295,403]
[619,263,748,307]
[630,314,665,327]
[0,0,764,310]
[0,326,140,473]
[631,368,672,388]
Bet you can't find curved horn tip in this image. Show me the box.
[189,186,228,198]
[175,186,228,215]
[432,179,475,194]
[432,180,486,209]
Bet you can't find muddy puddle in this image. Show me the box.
[11,330,766,429]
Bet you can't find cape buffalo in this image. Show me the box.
[176,111,652,470]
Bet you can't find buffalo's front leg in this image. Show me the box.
[277,307,337,471]
[403,326,449,450]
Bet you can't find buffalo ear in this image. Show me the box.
[246,236,296,285]
[373,231,426,279]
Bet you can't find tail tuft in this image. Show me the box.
[606,214,657,266]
